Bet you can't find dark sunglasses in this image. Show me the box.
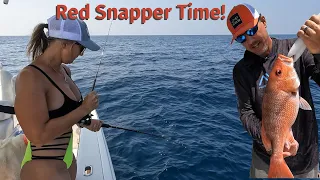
[235,14,261,43]
[75,42,86,54]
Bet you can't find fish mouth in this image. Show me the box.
[279,57,294,66]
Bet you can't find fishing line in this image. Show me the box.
[102,121,187,148]
[91,19,114,91]
[219,43,239,62]
[88,20,171,141]
[102,123,166,139]
[88,19,166,139]
[88,19,188,151]
[103,123,188,149]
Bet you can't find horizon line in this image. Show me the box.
[0,33,297,37]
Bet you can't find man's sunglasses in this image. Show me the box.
[75,42,86,54]
[235,14,261,43]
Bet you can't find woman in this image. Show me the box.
[14,15,103,180]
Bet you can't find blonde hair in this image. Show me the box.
[26,23,49,61]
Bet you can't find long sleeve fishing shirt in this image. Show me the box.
[233,37,320,175]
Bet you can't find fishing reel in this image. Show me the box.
[78,113,93,128]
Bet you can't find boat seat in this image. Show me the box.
[0,65,16,140]
[0,67,26,180]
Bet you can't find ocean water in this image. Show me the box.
[1,35,320,180]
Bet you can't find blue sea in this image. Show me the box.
[1,35,320,180]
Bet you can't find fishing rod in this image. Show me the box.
[101,123,166,139]
[89,20,166,139]
[91,19,114,91]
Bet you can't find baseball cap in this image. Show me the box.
[47,15,100,51]
[227,3,260,44]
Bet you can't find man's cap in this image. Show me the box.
[226,3,260,44]
[47,15,100,51]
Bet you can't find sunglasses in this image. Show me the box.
[75,42,86,54]
[235,14,261,43]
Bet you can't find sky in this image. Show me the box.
[0,0,318,36]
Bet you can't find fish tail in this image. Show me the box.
[268,153,293,178]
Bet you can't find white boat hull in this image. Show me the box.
[73,110,116,180]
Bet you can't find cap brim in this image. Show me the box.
[230,18,258,44]
[79,40,101,51]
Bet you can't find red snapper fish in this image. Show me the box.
[261,54,312,178]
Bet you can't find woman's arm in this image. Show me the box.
[14,67,89,147]
[60,64,103,132]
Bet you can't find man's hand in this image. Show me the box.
[298,14,320,54]
[283,129,299,158]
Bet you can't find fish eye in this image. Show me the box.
[276,69,282,76]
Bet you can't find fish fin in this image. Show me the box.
[261,122,272,153]
[299,97,312,110]
[268,153,294,178]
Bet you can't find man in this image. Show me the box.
[227,3,320,178]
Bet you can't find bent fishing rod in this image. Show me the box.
[89,19,165,139]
